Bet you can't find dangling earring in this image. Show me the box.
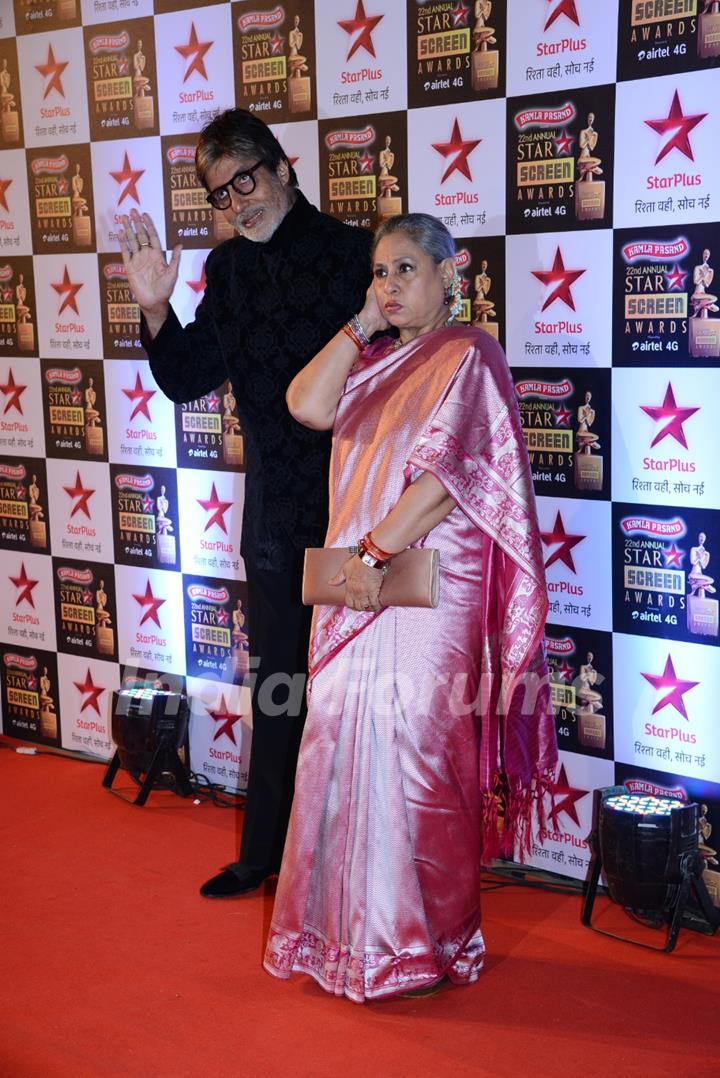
[443,269,463,323]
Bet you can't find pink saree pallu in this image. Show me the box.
[263,327,557,1003]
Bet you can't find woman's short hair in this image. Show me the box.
[195,108,298,188]
[372,213,456,264]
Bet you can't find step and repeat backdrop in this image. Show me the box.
[0,0,718,894]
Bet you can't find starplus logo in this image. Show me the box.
[10,562,39,607]
[35,44,68,99]
[541,510,586,575]
[209,693,243,745]
[63,470,95,519]
[51,266,83,317]
[538,0,586,57]
[197,482,232,534]
[0,177,12,213]
[640,381,699,452]
[641,654,698,744]
[122,372,155,422]
[432,118,481,184]
[132,578,165,628]
[175,22,213,83]
[0,368,26,415]
[73,669,106,716]
[531,247,585,335]
[544,0,580,32]
[338,0,384,61]
[644,90,707,190]
[110,152,145,206]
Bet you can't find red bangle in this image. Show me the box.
[341,323,363,350]
[362,531,394,562]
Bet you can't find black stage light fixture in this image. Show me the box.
[102,685,192,806]
[582,785,720,952]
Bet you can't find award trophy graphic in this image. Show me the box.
[84,376,105,456]
[689,249,720,359]
[575,113,605,222]
[95,578,115,657]
[471,1,499,92]
[155,484,177,566]
[133,40,154,131]
[231,599,250,681]
[687,532,719,637]
[28,474,47,549]
[698,804,720,906]
[39,666,57,740]
[699,1,720,58]
[377,135,402,222]
[288,14,312,114]
[15,274,35,353]
[471,259,497,339]
[71,164,92,247]
[573,390,603,491]
[0,59,19,143]
[222,382,244,467]
[573,652,606,751]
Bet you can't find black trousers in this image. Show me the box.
[233,558,313,875]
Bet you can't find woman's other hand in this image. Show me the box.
[329,554,384,612]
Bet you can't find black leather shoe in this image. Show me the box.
[199,866,276,898]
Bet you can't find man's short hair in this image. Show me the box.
[195,108,298,188]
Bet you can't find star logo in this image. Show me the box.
[545,0,580,31]
[51,266,83,317]
[357,150,375,174]
[122,372,155,422]
[432,118,481,184]
[663,542,685,569]
[197,482,232,534]
[549,763,588,829]
[35,43,69,99]
[642,654,699,721]
[665,265,687,290]
[338,0,384,61]
[640,382,699,450]
[0,177,12,213]
[554,132,573,155]
[532,248,585,312]
[73,669,106,716]
[209,694,243,744]
[109,151,145,206]
[10,562,39,608]
[205,391,220,413]
[216,607,229,627]
[63,470,95,519]
[645,90,707,165]
[540,511,585,572]
[141,494,154,513]
[175,21,213,82]
[450,0,470,27]
[269,33,284,55]
[553,404,572,427]
[0,368,27,415]
[132,579,166,628]
[187,261,207,296]
[553,660,574,683]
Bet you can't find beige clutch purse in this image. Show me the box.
[302,547,440,608]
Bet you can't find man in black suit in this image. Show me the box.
[118,109,372,897]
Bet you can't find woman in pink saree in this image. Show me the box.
[263,214,557,1002]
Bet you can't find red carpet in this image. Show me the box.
[0,740,716,1078]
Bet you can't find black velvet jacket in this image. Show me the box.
[145,192,372,571]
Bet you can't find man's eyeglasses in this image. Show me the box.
[205,160,265,210]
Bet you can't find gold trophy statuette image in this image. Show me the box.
[95,577,115,656]
[39,666,58,740]
[689,249,720,359]
[575,113,605,222]
[574,652,606,751]
[84,376,105,456]
[71,163,92,247]
[699,0,720,58]
[288,14,312,114]
[471,1,499,92]
[222,381,245,467]
[471,259,498,339]
[687,531,719,637]
[28,473,47,549]
[155,484,177,566]
[232,599,250,680]
[698,804,720,906]
[0,58,19,143]
[15,273,35,353]
[133,39,154,130]
[574,390,603,491]
[377,135,402,222]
